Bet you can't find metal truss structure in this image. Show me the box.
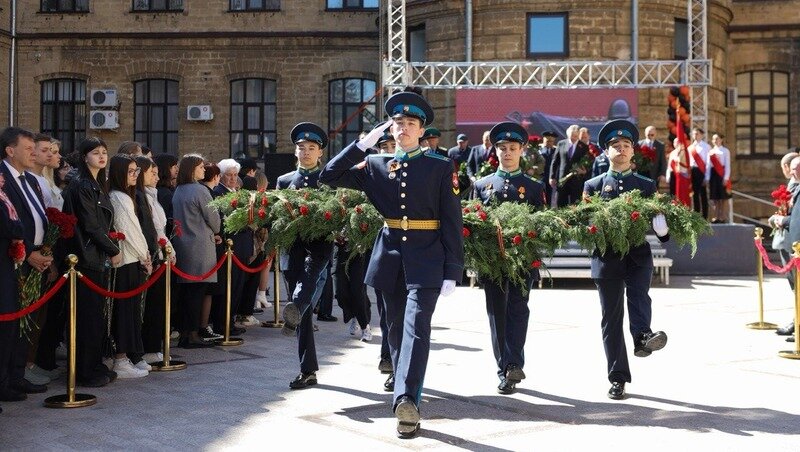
[383,0,711,131]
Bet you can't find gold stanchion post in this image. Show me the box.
[779,242,800,359]
[747,227,778,330]
[45,255,97,408]
[262,248,284,328]
[151,246,186,371]
[219,239,243,346]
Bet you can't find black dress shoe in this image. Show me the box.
[634,331,668,357]
[217,326,246,336]
[505,364,526,382]
[178,337,216,349]
[378,357,393,374]
[77,374,111,388]
[95,364,117,383]
[0,388,27,402]
[607,382,626,400]
[788,336,795,343]
[317,313,337,322]
[11,380,47,394]
[395,396,421,439]
[282,303,301,329]
[384,373,395,392]
[289,372,317,389]
[253,308,264,314]
[497,377,516,395]
[776,322,794,336]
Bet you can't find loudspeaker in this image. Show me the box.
[263,153,298,189]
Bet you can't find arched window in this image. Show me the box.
[40,78,86,153]
[134,79,179,154]
[230,78,277,159]
[736,71,790,157]
[328,78,377,156]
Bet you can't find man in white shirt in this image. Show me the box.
[688,127,711,219]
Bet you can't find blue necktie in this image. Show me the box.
[568,144,574,160]
[19,175,47,226]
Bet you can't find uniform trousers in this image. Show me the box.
[594,258,654,384]
[482,276,532,378]
[379,271,440,408]
[374,289,390,360]
[691,167,709,218]
[291,241,333,374]
[334,247,371,329]
[315,263,334,317]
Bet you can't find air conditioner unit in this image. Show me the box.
[89,111,119,130]
[726,87,738,108]
[90,89,118,108]
[187,105,214,121]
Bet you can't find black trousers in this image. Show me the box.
[691,167,708,219]
[482,276,532,378]
[238,253,265,317]
[0,318,18,390]
[212,265,245,333]
[374,289,390,360]
[334,246,371,328]
[141,262,166,354]
[290,241,333,374]
[594,260,654,384]
[179,282,209,334]
[316,262,334,316]
[555,179,583,207]
[34,280,67,371]
[75,268,108,381]
[112,263,145,356]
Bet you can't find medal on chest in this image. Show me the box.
[388,161,400,180]
[518,186,526,199]
[452,172,460,195]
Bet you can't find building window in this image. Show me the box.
[132,0,183,11]
[40,0,89,12]
[229,0,280,11]
[408,24,426,62]
[134,79,179,155]
[326,0,378,10]
[230,79,277,159]
[674,19,689,60]
[328,78,377,157]
[40,79,86,154]
[526,12,568,58]
[736,71,790,157]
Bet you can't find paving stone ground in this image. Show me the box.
[1,275,799,451]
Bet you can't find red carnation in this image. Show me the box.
[474,204,482,211]
[258,208,266,219]
[512,235,522,245]
[527,230,537,239]
[359,222,368,233]
[231,198,238,208]
[631,211,641,221]
[463,208,471,214]
[588,225,597,234]
[324,211,332,221]
[8,240,25,264]
[172,219,183,237]
[299,205,309,216]
[46,208,77,239]
[158,237,167,248]
[462,227,471,238]
[531,260,542,269]
[477,211,488,221]
[355,205,363,214]
[261,196,268,207]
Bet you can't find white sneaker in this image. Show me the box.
[241,315,260,327]
[134,359,152,371]
[141,352,163,364]
[114,358,148,378]
[361,325,373,342]
[349,318,360,336]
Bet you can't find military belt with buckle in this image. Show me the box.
[384,218,440,231]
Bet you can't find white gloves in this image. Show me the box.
[440,280,456,297]
[652,214,669,237]
[356,121,392,151]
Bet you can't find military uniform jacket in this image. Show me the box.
[583,170,667,279]
[276,167,331,254]
[320,141,464,291]
[474,169,545,209]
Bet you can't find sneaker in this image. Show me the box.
[24,367,50,385]
[241,315,261,327]
[30,364,64,380]
[170,330,180,340]
[55,343,68,360]
[133,359,152,371]
[198,326,223,342]
[361,325,373,342]
[141,352,163,364]
[113,358,148,379]
[349,318,361,336]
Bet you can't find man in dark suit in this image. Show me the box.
[466,131,492,179]
[0,127,52,401]
[447,133,470,166]
[539,131,558,206]
[549,124,589,206]
[638,126,667,187]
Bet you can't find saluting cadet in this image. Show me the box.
[278,122,334,390]
[420,127,449,158]
[583,119,670,400]
[320,88,463,439]
[473,122,544,395]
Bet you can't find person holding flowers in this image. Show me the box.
[473,121,545,395]
[582,119,671,401]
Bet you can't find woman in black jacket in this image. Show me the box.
[62,137,121,387]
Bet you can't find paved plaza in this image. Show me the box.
[1,275,799,451]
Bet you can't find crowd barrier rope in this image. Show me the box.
[172,254,227,282]
[0,274,67,322]
[79,264,166,298]
[753,236,799,274]
[232,253,274,274]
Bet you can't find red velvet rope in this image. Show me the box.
[232,253,274,274]
[172,254,227,282]
[0,275,68,322]
[754,238,800,274]
[79,264,166,298]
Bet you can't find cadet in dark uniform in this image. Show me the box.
[473,122,544,394]
[320,89,463,438]
[278,122,334,390]
[420,127,449,158]
[583,119,670,400]
[374,130,396,380]
[591,152,610,177]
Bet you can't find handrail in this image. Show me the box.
[732,212,770,228]
[731,189,775,208]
